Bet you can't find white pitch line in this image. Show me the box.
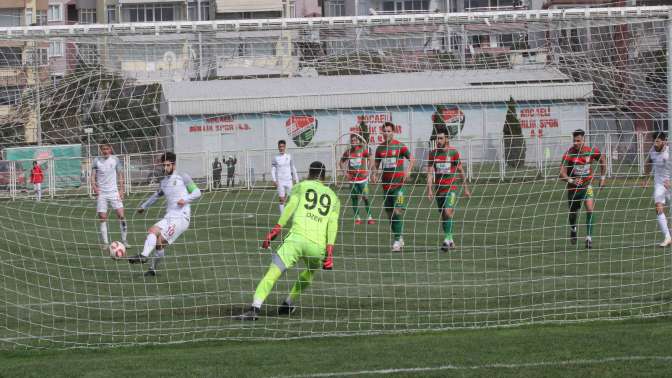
[276,355,672,377]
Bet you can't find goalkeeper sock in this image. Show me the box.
[120,219,128,242]
[363,198,372,218]
[99,222,109,245]
[288,269,315,303]
[586,211,594,237]
[141,233,157,257]
[279,203,285,213]
[150,249,165,271]
[253,263,283,308]
[391,213,403,241]
[351,196,360,218]
[442,216,453,240]
[657,213,671,239]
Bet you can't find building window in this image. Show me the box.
[0,86,22,106]
[325,0,345,17]
[48,39,64,58]
[282,0,295,18]
[107,5,117,23]
[79,8,97,24]
[128,4,178,22]
[36,10,47,25]
[27,48,48,66]
[382,1,430,13]
[50,73,64,86]
[48,4,63,22]
[25,9,33,26]
[188,1,210,21]
[0,47,23,67]
[0,9,22,27]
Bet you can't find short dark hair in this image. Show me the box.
[383,122,395,131]
[33,160,38,165]
[278,140,286,146]
[308,161,326,180]
[572,129,586,138]
[653,131,667,141]
[161,151,177,163]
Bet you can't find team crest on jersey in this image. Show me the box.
[432,105,465,139]
[286,115,318,147]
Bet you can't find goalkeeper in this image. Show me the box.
[239,161,341,320]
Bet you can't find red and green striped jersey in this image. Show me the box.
[341,145,370,183]
[562,145,601,188]
[428,146,461,194]
[375,139,411,191]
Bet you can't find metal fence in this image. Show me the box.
[0,132,652,200]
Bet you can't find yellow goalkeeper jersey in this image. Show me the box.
[277,180,340,248]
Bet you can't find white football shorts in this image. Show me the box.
[96,192,124,213]
[154,215,190,245]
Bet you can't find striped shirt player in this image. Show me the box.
[559,129,606,249]
[129,152,202,277]
[272,140,299,213]
[239,161,340,320]
[30,161,43,202]
[427,130,471,251]
[339,135,374,224]
[644,132,672,247]
[92,144,127,249]
[374,122,415,252]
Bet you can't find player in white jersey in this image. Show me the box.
[644,132,672,247]
[271,140,299,213]
[129,152,202,276]
[91,144,127,249]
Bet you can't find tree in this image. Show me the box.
[503,96,526,169]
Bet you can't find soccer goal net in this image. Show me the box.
[1,6,672,348]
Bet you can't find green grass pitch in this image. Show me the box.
[1,178,672,376]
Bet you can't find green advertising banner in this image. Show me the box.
[3,144,82,188]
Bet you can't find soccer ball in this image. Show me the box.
[109,241,126,259]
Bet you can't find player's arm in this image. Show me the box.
[91,160,99,194]
[457,162,471,197]
[177,173,202,207]
[366,149,376,183]
[643,155,652,187]
[290,157,299,184]
[403,147,416,183]
[271,157,278,187]
[596,148,607,187]
[426,153,434,199]
[323,195,341,270]
[138,189,164,213]
[116,159,125,199]
[262,185,300,249]
[559,156,575,185]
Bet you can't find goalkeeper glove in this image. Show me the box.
[323,245,334,270]
[262,224,282,249]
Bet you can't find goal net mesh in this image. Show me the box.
[1,7,671,348]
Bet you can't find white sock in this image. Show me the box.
[279,204,285,213]
[284,297,293,306]
[141,233,157,257]
[150,249,165,270]
[36,189,41,201]
[120,220,128,242]
[657,213,671,239]
[586,236,592,242]
[99,222,109,245]
[252,299,263,309]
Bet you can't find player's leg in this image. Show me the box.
[240,237,301,320]
[146,234,168,277]
[439,192,457,251]
[111,194,127,245]
[361,183,374,224]
[583,186,595,249]
[141,216,189,275]
[96,195,110,248]
[653,184,671,246]
[350,184,362,223]
[281,239,324,315]
[390,188,406,251]
[35,183,41,201]
[277,183,288,213]
[567,189,581,245]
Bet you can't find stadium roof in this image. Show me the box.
[161,68,592,116]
